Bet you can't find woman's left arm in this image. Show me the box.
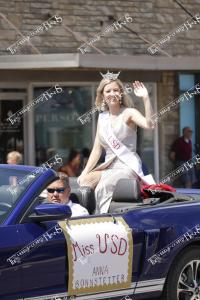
[127,81,155,129]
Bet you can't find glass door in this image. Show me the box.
[33,85,93,167]
[0,95,25,164]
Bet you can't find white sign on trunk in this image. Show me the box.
[59,217,133,296]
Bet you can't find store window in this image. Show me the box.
[34,86,93,167]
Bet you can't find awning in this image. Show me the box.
[0,53,199,71]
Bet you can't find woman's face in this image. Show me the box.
[102,81,122,108]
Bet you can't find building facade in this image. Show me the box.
[0,0,199,183]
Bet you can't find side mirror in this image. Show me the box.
[29,203,72,222]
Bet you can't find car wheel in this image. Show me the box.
[162,246,200,300]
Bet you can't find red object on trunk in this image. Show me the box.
[141,183,176,198]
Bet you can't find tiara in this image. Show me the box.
[100,70,120,80]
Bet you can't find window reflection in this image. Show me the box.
[34,86,93,170]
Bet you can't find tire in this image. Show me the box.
[162,246,200,300]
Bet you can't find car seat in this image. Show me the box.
[109,178,142,213]
[70,186,96,215]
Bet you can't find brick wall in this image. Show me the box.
[157,71,180,179]
[0,0,199,56]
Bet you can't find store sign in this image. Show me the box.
[59,217,133,296]
[35,111,79,124]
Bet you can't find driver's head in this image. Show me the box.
[47,173,71,204]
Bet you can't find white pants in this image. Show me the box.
[95,159,137,213]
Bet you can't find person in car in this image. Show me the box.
[78,72,155,213]
[47,172,89,217]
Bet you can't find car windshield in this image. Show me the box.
[0,167,41,223]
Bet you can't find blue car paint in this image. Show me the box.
[35,203,71,216]
[4,168,56,225]
[124,200,200,285]
[0,224,22,299]
[1,164,200,299]
[0,165,66,299]
[16,221,68,299]
[176,188,200,194]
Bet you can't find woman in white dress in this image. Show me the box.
[78,72,155,213]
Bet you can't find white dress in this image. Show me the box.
[94,111,144,213]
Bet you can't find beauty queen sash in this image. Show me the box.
[99,112,156,185]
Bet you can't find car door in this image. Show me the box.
[123,211,164,297]
[16,220,68,299]
[0,224,22,300]
[18,215,147,300]
[122,211,164,298]
[54,212,147,299]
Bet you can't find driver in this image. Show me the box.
[47,172,89,217]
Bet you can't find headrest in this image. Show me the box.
[69,177,79,188]
[70,186,96,215]
[112,178,141,202]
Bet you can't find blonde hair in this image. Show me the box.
[7,151,22,164]
[95,78,133,111]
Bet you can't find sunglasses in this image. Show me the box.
[47,188,66,193]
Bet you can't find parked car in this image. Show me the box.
[0,164,200,300]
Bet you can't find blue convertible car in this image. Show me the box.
[1,164,200,300]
